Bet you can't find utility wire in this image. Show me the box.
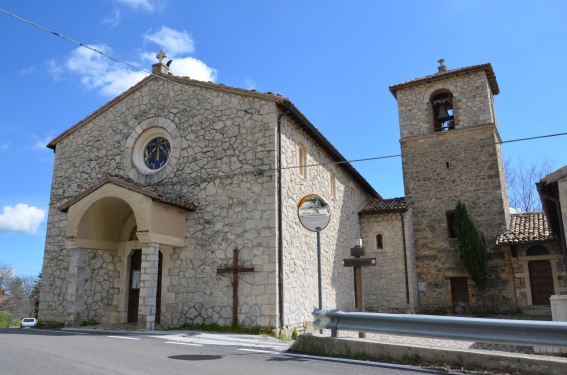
[274,131,567,171]
[2,9,565,174]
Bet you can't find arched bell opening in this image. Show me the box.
[431,91,455,132]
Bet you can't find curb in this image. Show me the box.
[290,334,567,375]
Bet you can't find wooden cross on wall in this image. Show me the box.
[217,248,254,326]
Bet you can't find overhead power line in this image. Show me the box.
[0,8,252,114]
[275,131,567,171]
[2,8,565,175]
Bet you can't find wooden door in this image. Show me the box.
[155,251,163,325]
[450,277,470,314]
[127,250,163,324]
[128,250,142,323]
[529,260,554,305]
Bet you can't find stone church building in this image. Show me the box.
[39,54,566,332]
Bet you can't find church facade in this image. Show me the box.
[39,56,566,332]
[39,58,380,332]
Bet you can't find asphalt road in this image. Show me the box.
[0,328,446,375]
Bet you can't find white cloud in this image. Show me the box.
[19,67,35,75]
[102,8,121,27]
[244,78,257,90]
[169,57,218,82]
[32,136,54,151]
[113,0,158,12]
[0,204,46,234]
[50,26,217,96]
[99,70,149,96]
[144,27,195,56]
[46,59,64,81]
[65,45,148,97]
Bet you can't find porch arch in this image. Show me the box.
[59,175,196,329]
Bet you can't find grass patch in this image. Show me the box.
[36,321,65,328]
[81,319,99,326]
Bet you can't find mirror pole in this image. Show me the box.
[316,226,322,334]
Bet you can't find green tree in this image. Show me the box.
[453,201,486,291]
[0,263,40,318]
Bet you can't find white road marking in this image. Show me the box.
[107,335,140,340]
[237,348,279,354]
[37,329,88,335]
[165,341,203,347]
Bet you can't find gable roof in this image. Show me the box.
[496,212,557,245]
[540,165,567,184]
[359,197,407,215]
[59,173,197,212]
[389,63,499,99]
[537,164,567,238]
[48,73,380,199]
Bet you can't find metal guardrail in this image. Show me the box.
[313,309,567,347]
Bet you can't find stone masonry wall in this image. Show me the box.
[280,115,374,331]
[401,126,516,312]
[40,77,280,328]
[359,211,417,312]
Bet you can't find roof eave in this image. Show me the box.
[277,99,381,200]
[389,63,499,99]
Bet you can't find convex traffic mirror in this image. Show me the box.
[297,194,331,232]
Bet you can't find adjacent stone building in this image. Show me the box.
[497,212,566,310]
[39,56,566,331]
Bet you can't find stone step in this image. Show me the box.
[521,306,551,316]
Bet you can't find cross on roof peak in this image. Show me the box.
[437,58,447,73]
[156,50,167,65]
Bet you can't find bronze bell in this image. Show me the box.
[436,103,453,123]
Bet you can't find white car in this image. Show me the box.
[20,318,37,328]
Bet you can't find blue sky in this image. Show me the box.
[1,0,566,277]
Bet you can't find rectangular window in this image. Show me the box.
[446,211,457,238]
[298,144,307,178]
[330,172,336,199]
[351,187,356,212]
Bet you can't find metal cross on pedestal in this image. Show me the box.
[217,248,254,326]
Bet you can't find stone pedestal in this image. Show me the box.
[534,295,567,354]
[550,295,567,321]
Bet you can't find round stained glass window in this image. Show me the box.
[144,137,171,170]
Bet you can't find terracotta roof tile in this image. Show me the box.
[59,173,197,212]
[359,197,407,215]
[389,63,499,98]
[496,212,556,245]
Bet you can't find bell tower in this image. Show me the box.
[389,61,515,313]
